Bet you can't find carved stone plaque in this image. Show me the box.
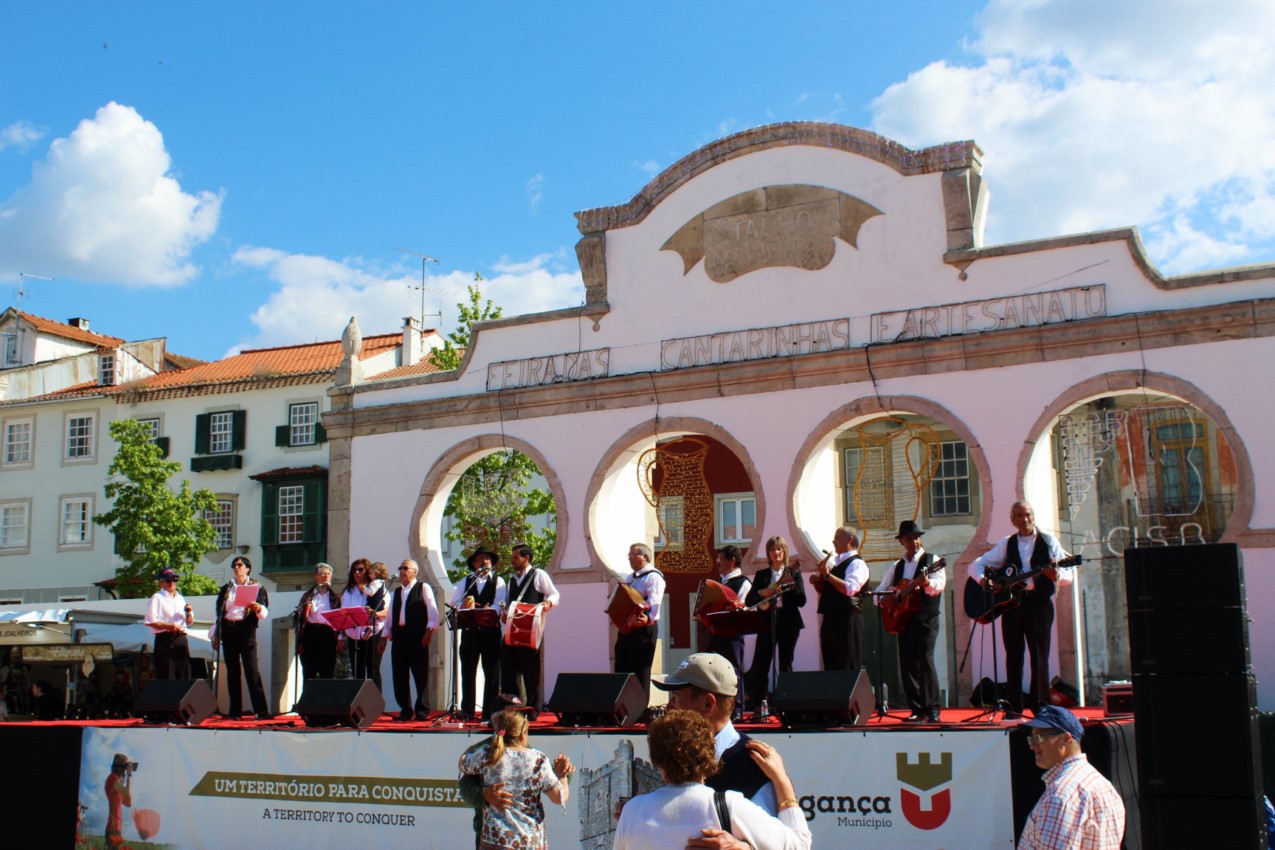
[662,184,882,283]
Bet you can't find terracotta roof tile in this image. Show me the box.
[16,310,125,347]
[0,380,113,406]
[372,358,451,381]
[164,352,207,370]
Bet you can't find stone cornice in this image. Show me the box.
[324,297,1275,439]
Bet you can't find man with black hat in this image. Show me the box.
[498,542,559,712]
[877,520,946,722]
[1018,705,1125,848]
[143,568,193,680]
[814,526,870,670]
[449,546,506,720]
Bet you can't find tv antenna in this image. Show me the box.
[394,247,443,332]
[16,273,53,311]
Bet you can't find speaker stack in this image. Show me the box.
[1125,543,1267,849]
[771,669,875,726]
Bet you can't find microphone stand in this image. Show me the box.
[867,590,895,718]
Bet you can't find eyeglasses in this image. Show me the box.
[1027,731,1065,746]
[398,567,412,572]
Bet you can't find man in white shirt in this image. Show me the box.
[144,568,193,680]
[615,542,665,700]
[877,521,946,722]
[814,526,870,670]
[968,501,1074,713]
[499,542,559,713]
[706,545,751,713]
[451,546,506,720]
[380,559,439,721]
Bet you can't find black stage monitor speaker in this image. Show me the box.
[771,669,874,726]
[295,679,385,729]
[135,679,216,725]
[547,673,646,727]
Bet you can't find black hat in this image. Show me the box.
[467,546,500,569]
[895,520,925,539]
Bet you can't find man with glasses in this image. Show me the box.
[381,559,439,721]
[1019,705,1125,849]
[144,568,193,680]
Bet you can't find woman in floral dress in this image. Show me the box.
[460,709,574,850]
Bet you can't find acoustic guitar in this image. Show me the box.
[880,557,946,634]
[962,554,1083,624]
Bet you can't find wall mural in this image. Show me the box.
[849,418,941,563]
[637,437,713,572]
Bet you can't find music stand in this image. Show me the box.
[320,606,373,633]
[437,607,501,725]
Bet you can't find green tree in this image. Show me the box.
[94,419,221,598]
[427,274,502,371]
[443,450,557,583]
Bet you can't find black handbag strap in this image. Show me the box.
[714,789,731,834]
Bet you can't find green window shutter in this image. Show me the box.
[231,410,247,451]
[315,422,327,445]
[154,436,170,458]
[275,425,290,447]
[194,413,211,455]
[260,482,279,545]
[302,479,327,542]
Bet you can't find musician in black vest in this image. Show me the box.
[380,558,439,721]
[707,545,752,713]
[878,520,946,722]
[211,556,273,719]
[745,535,807,707]
[968,501,1073,713]
[499,542,560,713]
[614,542,665,701]
[449,547,505,720]
[814,526,870,670]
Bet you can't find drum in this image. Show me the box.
[605,583,649,634]
[504,602,544,649]
[692,579,743,627]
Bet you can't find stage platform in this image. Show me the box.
[5,705,1139,850]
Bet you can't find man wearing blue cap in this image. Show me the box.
[1018,705,1125,849]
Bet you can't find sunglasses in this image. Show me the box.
[1027,731,1065,746]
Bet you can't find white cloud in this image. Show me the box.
[233,247,584,353]
[525,173,544,212]
[635,160,662,176]
[0,102,222,285]
[0,120,46,152]
[871,0,1275,274]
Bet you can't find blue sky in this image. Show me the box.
[3,1,1272,361]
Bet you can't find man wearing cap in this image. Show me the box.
[143,569,193,680]
[382,559,439,721]
[615,542,665,700]
[968,500,1075,713]
[877,520,946,722]
[295,563,341,683]
[654,653,777,816]
[499,542,559,712]
[450,546,506,720]
[1018,705,1126,849]
[814,526,870,670]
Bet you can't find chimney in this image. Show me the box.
[401,316,422,367]
[67,317,91,331]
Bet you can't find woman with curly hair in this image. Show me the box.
[613,709,810,850]
[459,708,574,849]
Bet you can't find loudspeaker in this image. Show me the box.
[547,673,645,727]
[135,679,216,725]
[1128,606,1250,674]
[1140,795,1268,850]
[1125,543,1244,610]
[771,669,874,726]
[295,679,385,729]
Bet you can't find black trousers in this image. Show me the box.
[746,623,799,702]
[614,624,657,699]
[300,625,337,680]
[348,636,382,691]
[501,642,543,711]
[898,613,941,714]
[706,634,746,706]
[820,607,864,670]
[153,632,191,680]
[390,635,430,717]
[460,628,501,716]
[1001,592,1055,711]
[220,619,270,716]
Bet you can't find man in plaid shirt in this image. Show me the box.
[1019,705,1126,849]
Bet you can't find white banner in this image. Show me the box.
[79,725,1013,849]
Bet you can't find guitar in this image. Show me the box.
[963,554,1083,624]
[879,557,946,634]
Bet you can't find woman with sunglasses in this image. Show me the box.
[339,558,387,689]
